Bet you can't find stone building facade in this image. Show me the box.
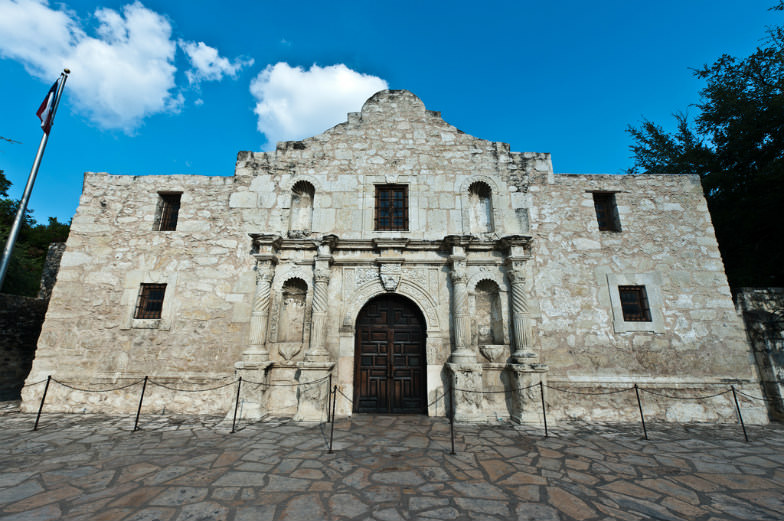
[21,90,766,423]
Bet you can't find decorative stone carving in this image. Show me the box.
[508,267,536,363]
[479,344,506,363]
[356,268,377,286]
[449,249,475,364]
[379,263,401,291]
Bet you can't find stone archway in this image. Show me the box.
[353,294,427,414]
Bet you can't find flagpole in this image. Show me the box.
[0,69,69,291]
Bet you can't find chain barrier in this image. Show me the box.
[736,389,779,403]
[545,384,634,396]
[146,379,238,393]
[52,378,145,393]
[241,375,331,388]
[639,387,732,400]
[21,378,49,388]
[453,382,541,395]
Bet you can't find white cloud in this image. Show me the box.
[250,62,388,148]
[179,40,253,84]
[0,0,247,132]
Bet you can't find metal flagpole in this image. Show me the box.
[0,69,70,290]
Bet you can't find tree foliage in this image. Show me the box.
[0,170,70,296]
[627,5,784,289]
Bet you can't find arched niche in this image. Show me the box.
[289,180,315,236]
[473,279,504,345]
[468,181,494,234]
[277,277,308,343]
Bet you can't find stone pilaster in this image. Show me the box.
[294,361,335,421]
[508,363,548,424]
[446,363,484,421]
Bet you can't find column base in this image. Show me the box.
[233,360,272,420]
[508,363,548,424]
[294,361,335,421]
[446,362,484,422]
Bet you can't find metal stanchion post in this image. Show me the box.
[634,384,648,440]
[231,377,242,434]
[328,385,337,454]
[539,381,548,438]
[33,375,51,431]
[133,376,148,432]
[327,374,333,423]
[731,385,749,442]
[449,381,456,455]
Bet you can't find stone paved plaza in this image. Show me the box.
[1,403,783,520]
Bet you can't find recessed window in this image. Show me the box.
[154,193,181,231]
[375,185,408,231]
[593,192,621,232]
[134,283,167,319]
[619,285,651,322]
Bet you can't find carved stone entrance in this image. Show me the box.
[354,294,426,413]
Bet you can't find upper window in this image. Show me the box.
[289,181,315,235]
[619,285,651,322]
[375,185,408,231]
[134,283,167,319]
[593,192,621,232]
[154,193,181,231]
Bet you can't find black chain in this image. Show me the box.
[52,378,145,393]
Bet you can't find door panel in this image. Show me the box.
[354,295,426,414]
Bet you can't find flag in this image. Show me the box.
[36,80,59,133]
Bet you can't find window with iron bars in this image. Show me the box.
[619,285,651,322]
[134,283,167,319]
[592,192,621,232]
[154,193,181,231]
[375,185,408,231]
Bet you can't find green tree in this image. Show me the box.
[627,4,784,289]
[0,170,70,296]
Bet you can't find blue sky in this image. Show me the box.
[0,0,780,223]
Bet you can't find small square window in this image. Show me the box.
[134,283,167,319]
[619,285,651,322]
[375,185,408,231]
[154,193,181,231]
[593,192,621,232]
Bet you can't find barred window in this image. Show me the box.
[619,285,651,322]
[375,185,408,231]
[134,283,167,319]
[154,193,181,231]
[593,192,621,232]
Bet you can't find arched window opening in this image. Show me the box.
[289,181,315,236]
[278,278,308,343]
[474,280,503,345]
[468,181,493,233]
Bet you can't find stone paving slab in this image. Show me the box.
[1,404,783,520]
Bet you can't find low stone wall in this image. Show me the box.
[0,294,48,401]
[735,288,784,420]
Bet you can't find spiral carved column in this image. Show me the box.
[450,261,475,364]
[305,268,331,362]
[509,268,536,363]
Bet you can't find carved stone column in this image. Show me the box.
[247,259,275,361]
[449,247,475,364]
[444,239,484,421]
[508,268,536,363]
[296,236,336,420]
[304,268,331,362]
[508,363,548,424]
[234,235,280,420]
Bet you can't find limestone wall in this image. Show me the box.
[20,89,764,423]
[528,173,764,422]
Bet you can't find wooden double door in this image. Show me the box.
[354,295,426,414]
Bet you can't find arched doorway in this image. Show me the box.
[353,294,427,413]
